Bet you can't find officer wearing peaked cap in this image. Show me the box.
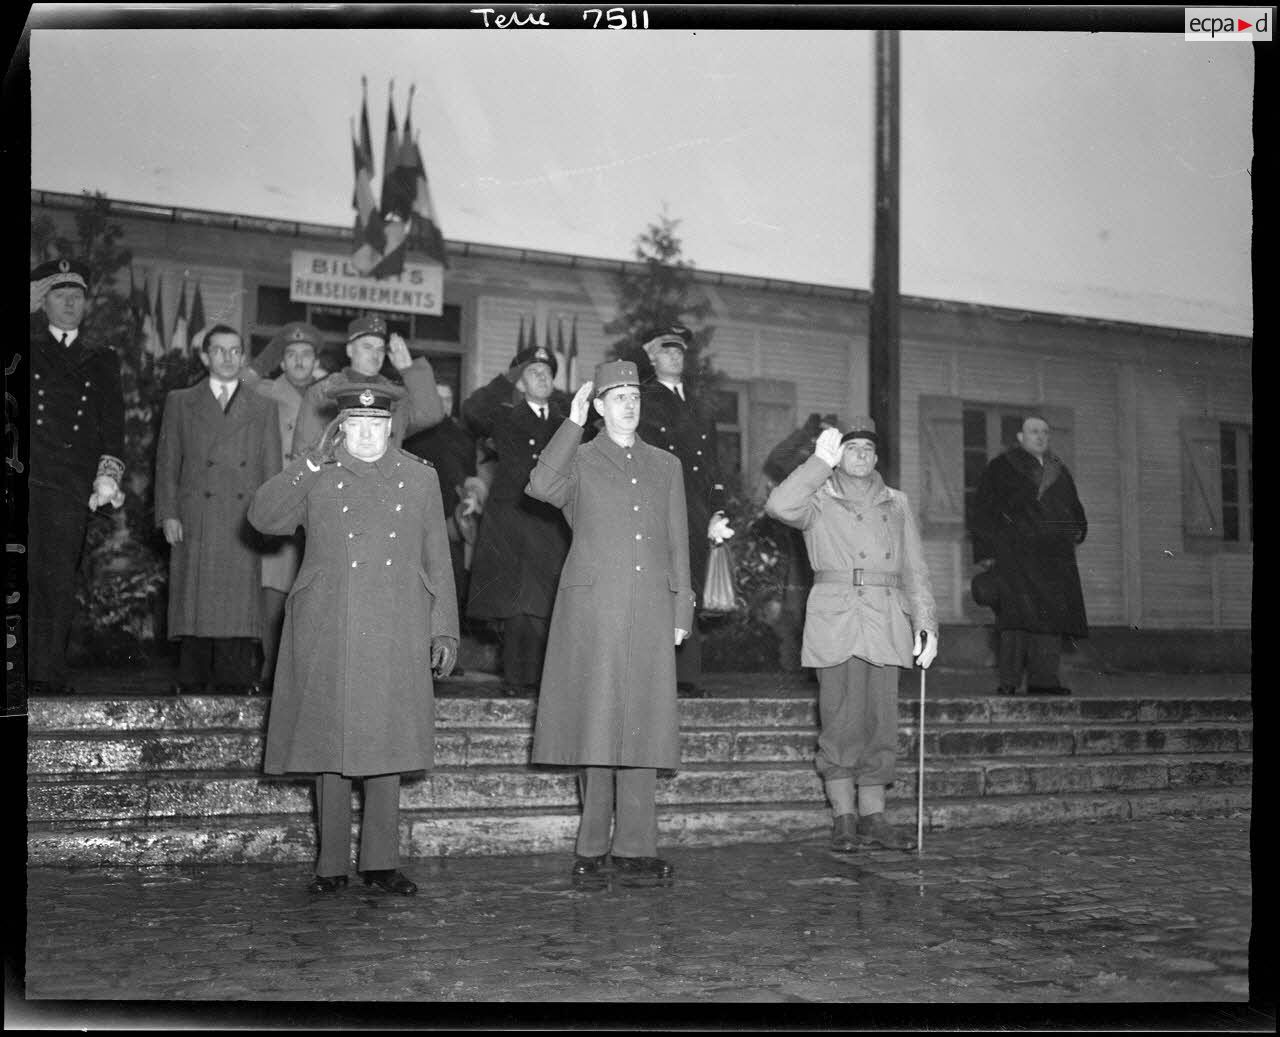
[526,360,695,883]
[250,372,458,897]
[460,341,578,691]
[25,258,126,696]
[245,320,324,691]
[766,415,938,855]
[291,312,445,461]
[634,324,733,695]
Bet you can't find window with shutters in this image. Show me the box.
[919,396,1074,539]
[1182,418,1252,552]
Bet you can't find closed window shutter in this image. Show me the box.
[919,395,965,531]
[1181,417,1223,543]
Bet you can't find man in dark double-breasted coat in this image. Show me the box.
[249,381,459,897]
[972,415,1088,696]
[461,344,573,690]
[635,326,734,694]
[527,360,695,884]
[155,324,281,693]
[26,258,125,695]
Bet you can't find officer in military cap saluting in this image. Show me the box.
[291,312,445,459]
[249,379,459,896]
[526,360,695,884]
[636,325,734,695]
[26,258,125,695]
[461,343,574,691]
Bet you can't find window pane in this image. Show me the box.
[717,432,741,479]
[964,449,988,488]
[1222,504,1239,542]
[257,285,307,326]
[1220,427,1237,467]
[416,305,462,343]
[962,409,985,448]
[1000,415,1024,450]
[711,389,739,424]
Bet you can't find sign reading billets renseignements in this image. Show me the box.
[290,251,444,316]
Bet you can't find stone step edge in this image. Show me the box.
[24,696,1255,733]
[26,750,1254,784]
[25,788,1253,867]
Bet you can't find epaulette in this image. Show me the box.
[409,454,434,467]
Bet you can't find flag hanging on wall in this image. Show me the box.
[153,277,167,354]
[567,315,580,389]
[170,279,190,356]
[188,281,207,354]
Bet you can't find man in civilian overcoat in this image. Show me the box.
[461,344,572,691]
[155,324,281,694]
[972,415,1088,696]
[26,258,126,696]
[635,325,733,695]
[249,381,459,896]
[526,360,695,884]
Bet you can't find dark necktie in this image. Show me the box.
[675,385,685,402]
[60,333,68,347]
[217,385,231,412]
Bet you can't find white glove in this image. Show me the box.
[674,628,689,646]
[387,332,414,371]
[568,381,594,427]
[814,427,844,467]
[707,511,734,544]
[913,630,938,670]
[88,476,124,512]
[460,492,480,517]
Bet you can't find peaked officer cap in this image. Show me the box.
[30,258,90,312]
[511,344,558,378]
[324,379,405,417]
[640,324,693,357]
[251,320,322,376]
[346,313,389,343]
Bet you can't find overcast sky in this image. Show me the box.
[27,13,1255,336]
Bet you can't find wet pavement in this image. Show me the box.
[16,812,1267,1023]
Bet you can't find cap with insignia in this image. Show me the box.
[251,320,322,376]
[346,313,389,343]
[592,360,640,397]
[323,379,405,416]
[30,258,90,313]
[640,324,693,358]
[509,344,558,378]
[839,415,879,448]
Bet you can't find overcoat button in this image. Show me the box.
[696,450,702,456]
[395,504,402,512]
[398,482,404,488]
[635,565,642,572]
[626,454,632,460]
[348,533,354,539]
[342,506,349,513]
[692,466,699,472]
[386,559,392,566]
[389,532,396,538]
[337,482,343,489]
[635,533,642,540]
[631,478,637,484]
[37,404,44,411]
[352,561,358,568]
[529,439,536,446]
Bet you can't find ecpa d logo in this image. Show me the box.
[1185,7,1274,40]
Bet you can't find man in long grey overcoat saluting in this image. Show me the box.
[249,380,459,896]
[526,360,696,884]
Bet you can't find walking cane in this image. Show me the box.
[916,640,927,856]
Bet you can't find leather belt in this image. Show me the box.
[814,569,901,588]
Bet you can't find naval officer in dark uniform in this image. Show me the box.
[249,381,459,896]
[461,344,572,691]
[635,325,734,694]
[26,258,125,696]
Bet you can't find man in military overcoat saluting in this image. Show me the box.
[249,381,459,896]
[526,360,695,884]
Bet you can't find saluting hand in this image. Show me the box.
[568,381,594,427]
[814,427,844,467]
[387,333,413,371]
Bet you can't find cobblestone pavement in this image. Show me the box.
[16,813,1266,1024]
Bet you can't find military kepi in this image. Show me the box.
[252,320,322,376]
[840,415,879,448]
[30,257,90,313]
[592,360,640,397]
[347,313,388,343]
[324,379,405,416]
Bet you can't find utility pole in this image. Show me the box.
[869,29,901,488]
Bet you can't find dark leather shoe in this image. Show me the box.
[571,854,610,876]
[612,856,673,880]
[830,813,858,854]
[362,869,418,895]
[1027,684,1072,696]
[996,684,1018,696]
[856,812,916,851]
[170,681,203,696]
[676,682,706,698]
[308,874,348,894]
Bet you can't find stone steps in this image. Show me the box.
[25,693,1252,866]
